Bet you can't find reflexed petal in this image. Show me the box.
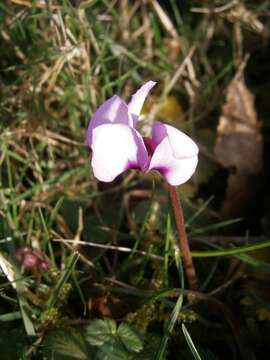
[128,81,156,124]
[152,122,199,158]
[149,122,199,186]
[86,95,132,147]
[91,123,148,182]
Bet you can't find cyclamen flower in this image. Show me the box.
[86,81,198,186]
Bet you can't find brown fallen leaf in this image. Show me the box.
[89,293,127,318]
[214,79,263,218]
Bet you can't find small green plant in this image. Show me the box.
[85,319,143,359]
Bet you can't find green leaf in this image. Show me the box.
[96,340,130,360]
[117,323,143,353]
[85,319,117,346]
[43,328,89,360]
[85,320,143,358]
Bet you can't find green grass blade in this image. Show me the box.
[174,243,185,289]
[16,276,36,336]
[156,222,184,360]
[155,294,183,360]
[38,207,55,267]
[190,240,270,258]
[0,311,21,321]
[163,214,171,287]
[72,272,87,316]
[190,218,242,235]
[182,323,202,360]
[46,252,79,309]
[186,196,214,227]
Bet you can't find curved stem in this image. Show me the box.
[168,185,197,290]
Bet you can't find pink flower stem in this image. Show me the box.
[168,185,198,290]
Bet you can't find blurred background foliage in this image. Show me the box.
[1,0,270,359]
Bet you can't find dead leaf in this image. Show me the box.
[90,293,113,317]
[214,79,263,217]
[0,252,16,289]
[223,3,265,34]
[89,293,127,318]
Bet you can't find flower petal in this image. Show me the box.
[86,95,132,147]
[91,123,148,182]
[148,122,199,186]
[128,81,156,124]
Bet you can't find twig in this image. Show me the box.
[55,239,95,269]
[168,185,197,290]
[148,46,195,122]
[150,0,178,38]
[53,238,163,261]
[164,46,196,97]
[191,1,238,14]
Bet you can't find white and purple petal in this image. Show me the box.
[128,81,156,125]
[148,122,199,186]
[86,95,133,147]
[91,123,148,182]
